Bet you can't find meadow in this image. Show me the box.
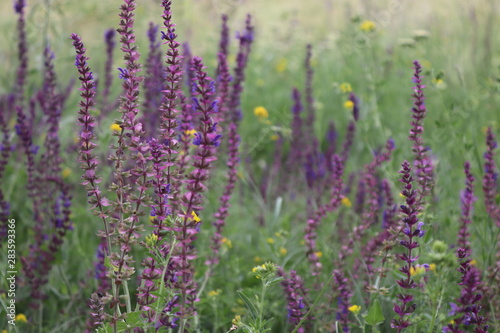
[0,0,499,332]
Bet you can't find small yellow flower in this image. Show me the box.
[16,314,28,323]
[184,129,197,136]
[341,197,352,207]
[399,192,406,198]
[360,20,376,32]
[314,251,323,258]
[254,256,262,263]
[344,100,354,109]
[275,58,288,73]
[221,237,233,249]
[232,314,242,325]
[208,290,221,297]
[429,263,437,271]
[432,78,446,89]
[270,134,279,141]
[266,237,275,244]
[191,211,201,223]
[110,123,122,132]
[470,259,477,266]
[61,168,71,179]
[348,305,361,314]
[252,266,259,273]
[145,234,158,247]
[279,247,287,256]
[410,265,427,276]
[340,83,352,93]
[449,320,455,325]
[254,106,269,119]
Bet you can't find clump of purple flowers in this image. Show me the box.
[391,161,421,332]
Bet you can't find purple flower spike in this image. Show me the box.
[443,248,489,332]
[458,161,476,251]
[409,60,434,206]
[100,28,116,113]
[391,161,420,332]
[349,92,360,122]
[483,127,499,223]
[278,267,312,332]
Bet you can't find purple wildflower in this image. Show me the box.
[100,28,116,113]
[349,92,360,122]
[483,127,499,223]
[443,249,489,332]
[208,52,240,266]
[391,161,419,332]
[304,44,315,140]
[278,267,312,332]
[158,0,184,214]
[409,60,434,205]
[458,161,475,251]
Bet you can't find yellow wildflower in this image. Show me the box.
[145,234,158,247]
[348,305,361,314]
[279,247,287,256]
[429,263,437,271]
[232,314,242,325]
[221,237,233,249]
[470,259,477,266]
[208,290,221,297]
[432,78,446,89]
[254,106,269,119]
[270,134,279,141]
[314,251,323,258]
[110,123,122,132]
[410,264,427,276]
[360,20,376,32]
[275,58,287,73]
[266,237,275,244]
[16,314,28,323]
[341,197,352,207]
[340,83,352,93]
[184,129,197,136]
[344,100,354,109]
[61,168,71,179]
[191,211,201,223]
[254,256,262,263]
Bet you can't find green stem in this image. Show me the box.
[123,281,132,313]
[259,280,267,329]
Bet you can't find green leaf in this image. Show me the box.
[237,290,259,320]
[364,299,385,326]
[124,311,143,327]
[116,321,130,332]
[265,276,284,287]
